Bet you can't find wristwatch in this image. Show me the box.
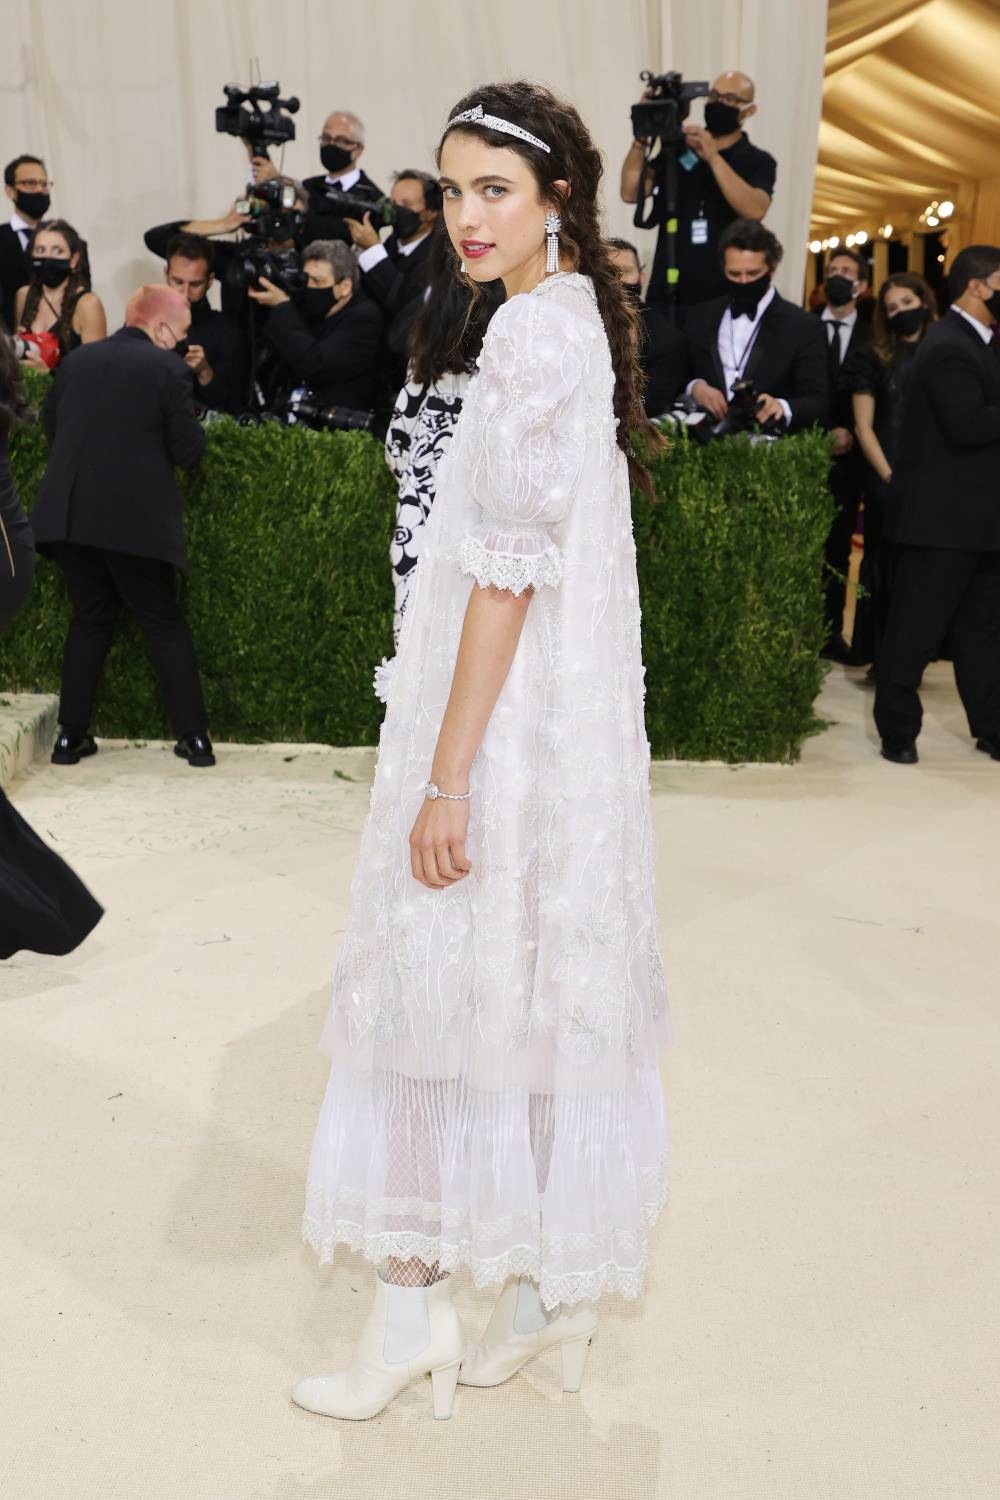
[423,781,471,802]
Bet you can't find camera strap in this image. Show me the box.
[725,311,765,396]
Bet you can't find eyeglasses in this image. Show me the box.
[318,134,360,149]
[707,89,752,107]
[15,176,52,191]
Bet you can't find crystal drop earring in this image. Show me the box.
[544,210,562,275]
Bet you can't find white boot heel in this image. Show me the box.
[559,1333,594,1393]
[430,1357,462,1419]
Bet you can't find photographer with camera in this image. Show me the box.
[622,71,776,322]
[348,170,440,317]
[248,239,383,417]
[607,237,688,417]
[301,110,384,244]
[683,219,828,435]
[160,232,244,414]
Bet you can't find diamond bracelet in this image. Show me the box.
[423,781,471,802]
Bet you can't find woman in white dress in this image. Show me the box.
[294,80,671,1423]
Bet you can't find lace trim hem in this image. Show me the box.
[457,533,564,596]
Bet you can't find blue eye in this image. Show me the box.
[484,185,506,198]
[441,186,460,200]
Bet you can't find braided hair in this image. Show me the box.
[438,80,667,497]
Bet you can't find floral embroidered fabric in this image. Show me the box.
[304,273,671,1309]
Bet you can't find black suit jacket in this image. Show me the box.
[814,308,872,429]
[32,328,204,571]
[0,223,31,331]
[684,290,829,432]
[891,310,1000,551]
[360,232,434,320]
[264,292,384,411]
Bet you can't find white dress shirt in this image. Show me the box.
[324,167,362,193]
[821,303,858,366]
[357,227,431,274]
[9,210,32,251]
[950,304,994,345]
[687,282,791,423]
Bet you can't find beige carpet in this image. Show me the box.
[1,664,997,1500]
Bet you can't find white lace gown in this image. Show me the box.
[304,272,671,1308]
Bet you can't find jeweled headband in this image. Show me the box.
[444,103,551,155]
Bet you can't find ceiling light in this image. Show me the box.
[854,230,868,245]
[881,223,893,238]
[809,239,822,254]
[937,253,945,263]
[845,233,856,247]
[828,235,840,249]
[926,215,940,227]
[938,200,954,218]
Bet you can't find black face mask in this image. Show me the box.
[704,102,742,138]
[320,143,355,176]
[887,305,929,338]
[16,189,50,220]
[32,256,72,289]
[984,288,1000,321]
[728,273,771,317]
[299,285,336,320]
[824,274,857,309]
[622,282,643,305]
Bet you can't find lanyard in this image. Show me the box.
[725,310,765,393]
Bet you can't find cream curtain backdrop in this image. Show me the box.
[0,0,826,324]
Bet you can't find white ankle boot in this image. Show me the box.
[291,1271,465,1421]
[458,1275,598,1391]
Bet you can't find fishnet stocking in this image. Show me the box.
[384,1256,448,1288]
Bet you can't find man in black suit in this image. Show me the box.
[816,245,873,656]
[162,232,245,414]
[300,109,383,245]
[1,154,51,329]
[683,218,828,432]
[31,285,214,768]
[248,238,384,417]
[874,244,1000,765]
[607,238,688,416]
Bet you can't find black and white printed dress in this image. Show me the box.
[385,370,470,646]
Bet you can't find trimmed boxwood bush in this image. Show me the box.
[2,371,832,762]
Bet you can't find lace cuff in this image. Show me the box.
[457,525,564,596]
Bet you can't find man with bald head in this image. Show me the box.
[301,108,384,245]
[32,285,215,768]
[621,70,777,320]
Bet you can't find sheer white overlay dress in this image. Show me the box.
[303,271,671,1308]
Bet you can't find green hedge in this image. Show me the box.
[2,369,832,762]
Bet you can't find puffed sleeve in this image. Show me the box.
[458,295,593,596]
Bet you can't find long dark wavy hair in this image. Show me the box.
[21,219,92,355]
[871,272,938,365]
[0,321,31,438]
[408,219,504,386]
[437,80,667,496]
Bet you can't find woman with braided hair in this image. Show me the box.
[14,219,106,368]
[294,81,671,1422]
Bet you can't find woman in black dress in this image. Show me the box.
[847,272,937,671]
[13,219,106,369]
[0,327,103,960]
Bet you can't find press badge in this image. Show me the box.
[679,149,699,171]
[691,217,709,245]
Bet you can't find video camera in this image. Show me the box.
[215,80,300,151]
[632,70,709,149]
[319,188,422,242]
[231,178,307,289]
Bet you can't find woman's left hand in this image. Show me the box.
[409,796,472,889]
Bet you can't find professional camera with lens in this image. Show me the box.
[676,379,786,443]
[319,188,422,241]
[215,79,300,151]
[632,70,709,149]
[232,242,308,294]
[286,390,374,434]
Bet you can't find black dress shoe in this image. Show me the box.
[174,733,216,768]
[51,732,98,765]
[881,738,918,765]
[975,735,1000,761]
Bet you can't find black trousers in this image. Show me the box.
[824,457,861,643]
[874,545,1000,742]
[51,544,208,737]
